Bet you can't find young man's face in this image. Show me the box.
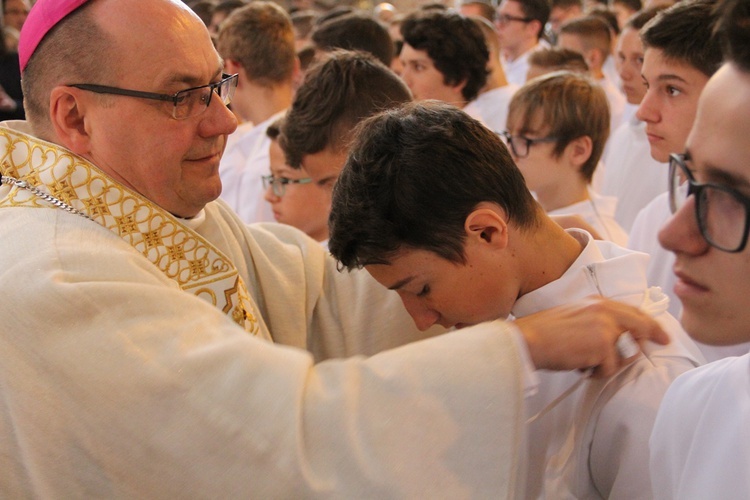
[658,64,750,346]
[636,48,709,163]
[495,0,536,56]
[399,43,465,105]
[365,215,520,331]
[615,26,647,104]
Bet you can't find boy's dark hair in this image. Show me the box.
[507,70,610,182]
[714,0,750,72]
[551,0,583,10]
[514,0,551,39]
[587,5,620,35]
[312,12,394,65]
[279,50,412,169]
[611,0,642,13]
[623,5,668,31]
[329,101,541,269]
[641,0,723,78]
[400,10,489,102]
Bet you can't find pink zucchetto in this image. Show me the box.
[18,0,91,72]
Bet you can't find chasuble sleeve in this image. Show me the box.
[0,207,526,497]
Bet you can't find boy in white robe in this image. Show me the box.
[328,101,702,499]
[506,70,629,245]
[650,0,750,496]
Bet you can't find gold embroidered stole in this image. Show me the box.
[0,125,264,337]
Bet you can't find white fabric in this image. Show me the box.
[463,84,519,134]
[549,190,629,246]
[218,112,282,224]
[630,192,750,361]
[600,75,627,137]
[502,45,537,86]
[602,56,620,94]
[0,120,527,498]
[628,192,679,317]
[650,354,750,499]
[511,230,702,500]
[601,115,669,231]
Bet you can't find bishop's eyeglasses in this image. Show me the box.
[669,152,750,253]
[68,73,238,120]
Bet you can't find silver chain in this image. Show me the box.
[0,174,95,221]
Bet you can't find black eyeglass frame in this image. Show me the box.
[68,73,238,120]
[499,131,559,159]
[669,152,750,253]
[495,13,534,25]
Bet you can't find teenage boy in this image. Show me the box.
[506,71,628,244]
[215,2,298,224]
[600,6,667,232]
[495,0,550,85]
[650,0,750,495]
[398,9,489,109]
[279,50,411,188]
[328,101,701,500]
[627,0,739,355]
[558,15,627,133]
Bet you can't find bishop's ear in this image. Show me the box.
[48,86,91,155]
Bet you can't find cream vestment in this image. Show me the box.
[0,121,525,498]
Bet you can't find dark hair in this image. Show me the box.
[214,0,247,15]
[189,1,216,26]
[216,2,296,85]
[400,10,489,101]
[279,50,412,168]
[623,5,667,31]
[587,5,620,35]
[508,71,610,182]
[551,0,583,10]
[312,12,394,65]
[514,0,551,35]
[329,101,540,269]
[641,0,723,78]
[714,0,750,72]
[528,47,589,73]
[610,0,642,13]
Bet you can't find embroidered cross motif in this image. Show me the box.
[166,243,186,262]
[188,258,208,279]
[115,214,139,235]
[50,179,77,204]
[142,229,164,249]
[82,196,111,217]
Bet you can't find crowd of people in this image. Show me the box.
[0,0,747,496]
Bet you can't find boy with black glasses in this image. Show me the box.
[650,0,750,496]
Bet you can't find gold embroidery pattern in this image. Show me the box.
[0,127,261,336]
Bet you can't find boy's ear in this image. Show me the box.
[564,135,593,170]
[464,203,510,249]
[49,86,91,155]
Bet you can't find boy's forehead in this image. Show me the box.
[642,47,697,79]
